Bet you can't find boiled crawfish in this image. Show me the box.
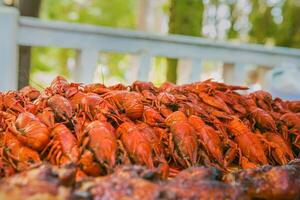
[104,91,144,120]
[79,120,117,175]
[188,115,224,166]
[165,111,198,168]
[42,123,79,165]
[117,122,155,169]
[226,116,268,167]
[0,131,41,171]
[9,112,50,151]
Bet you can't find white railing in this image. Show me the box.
[1,5,300,91]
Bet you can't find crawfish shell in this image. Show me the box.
[165,111,187,126]
[123,93,144,120]
[48,95,73,121]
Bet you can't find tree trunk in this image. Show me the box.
[166,0,203,83]
[17,0,41,89]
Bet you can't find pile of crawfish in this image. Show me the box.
[0,76,299,180]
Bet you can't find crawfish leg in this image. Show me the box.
[41,140,54,156]
[83,104,94,121]
[168,132,176,163]
[157,161,169,179]
[168,166,181,178]
[4,152,18,170]
[116,140,130,165]
[79,137,89,155]
[50,145,61,165]
[294,134,300,148]
[224,141,238,167]
[45,142,60,161]
[55,150,63,165]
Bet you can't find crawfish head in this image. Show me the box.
[15,112,37,129]
[131,80,157,93]
[19,86,41,101]
[47,76,69,94]
[105,91,144,120]
[165,111,187,127]
[47,94,73,122]
[156,92,177,107]
[12,112,50,151]
[143,106,165,126]
[83,83,110,94]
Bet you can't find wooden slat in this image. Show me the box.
[223,63,234,83]
[0,7,18,91]
[232,63,248,85]
[75,49,98,83]
[190,58,202,82]
[138,53,152,81]
[177,59,191,84]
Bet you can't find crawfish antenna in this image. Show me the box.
[100,64,105,85]
[29,77,45,91]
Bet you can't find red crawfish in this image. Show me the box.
[264,131,294,165]
[9,112,50,151]
[188,115,224,166]
[286,100,300,113]
[142,106,165,127]
[2,92,25,114]
[198,92,233,114]
[280,112,300,131]
[79,120,117,174]
[83,83,110,94]
[214,91,246,115]
[0,157,15,177]
[165,111,198,168]
[104,91,144,120]
[226,116,268,166]
[117,122,155,169]
[19,86,41,101]
[131,80,158,93]
[250,90,273,111]
[250,107,277,131]
[136,121,169,178]
[47,94,73,123]
[45,76,79,97]
[41,124,79,165]
[0,131,41,171]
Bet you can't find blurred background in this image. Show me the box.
[3,0,300,98]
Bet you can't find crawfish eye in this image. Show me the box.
[169,104,179,112]
[4,147,10,152]
[28,158,35,164]
[20,130,26,136]
[119,108,125,113]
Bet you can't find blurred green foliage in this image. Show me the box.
[276,0,300,48]
[167,0,204,83]
[29,0,300,85]
[31,0,137,83]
